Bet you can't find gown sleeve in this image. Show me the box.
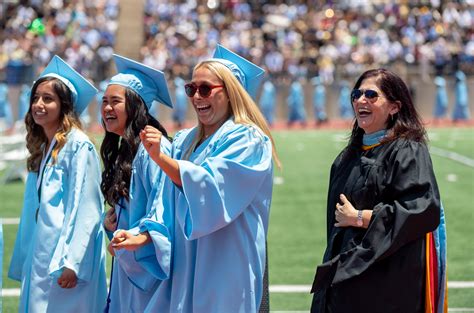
[315,141,441,288]
[48,141,104,282]
[8,172,38,281]
[115,140,173,287]
[175,125,273,240]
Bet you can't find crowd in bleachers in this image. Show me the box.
[0,0,119,131]
[141,0,474,82]
[0,0,472,131]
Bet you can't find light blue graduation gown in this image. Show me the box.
[172,77,188,125]
[260,81,276,125]
[339,81,354,119]
[452,72,470,120]
[287,81,306,122]
[434,76,448,118]
[107,139,172,313]
[313,84,327,121]
[0,83,11,124]
[9,128,107,313]
[140,119,274,313]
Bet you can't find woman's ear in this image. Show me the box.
[390,100,401,115]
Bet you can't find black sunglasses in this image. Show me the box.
[351,89,380,103]
[184,83,224,98]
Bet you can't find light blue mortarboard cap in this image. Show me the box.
[108,54,173,109]
[39,55,98,115]
[210,44,265,99]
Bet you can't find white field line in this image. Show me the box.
[269,282,474,293]
[273,311,474,313]
[2,282,473,297]
[272,311,474,313]
[1,218,21,225]
[430,146,474,168]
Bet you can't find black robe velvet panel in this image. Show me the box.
[311,138,441,313]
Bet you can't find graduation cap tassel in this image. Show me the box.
[103,199,124,313]
[103,257,114,313]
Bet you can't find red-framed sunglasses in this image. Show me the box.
[184,83,224,98]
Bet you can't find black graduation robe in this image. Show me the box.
[311,138,441,313]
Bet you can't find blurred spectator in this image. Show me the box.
[452,70,470,122]
[287,77,307,127]
[338,80,354,119]
[433,76,448,122]
[311,76,328,126]
[259,80,277,127]
[172,76,188,129]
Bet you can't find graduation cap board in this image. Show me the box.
[39,55,98,115]
[210,44,265,99]
[108,54,173,109]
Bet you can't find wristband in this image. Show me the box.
[356,210,363,227]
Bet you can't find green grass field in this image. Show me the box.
[1,127,473,311]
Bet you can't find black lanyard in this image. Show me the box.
[36,142,57,223]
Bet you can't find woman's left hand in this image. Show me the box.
[110,230,151,253]
[57,267,78,289]
[334,194,358,227]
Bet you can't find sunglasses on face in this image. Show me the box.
[351,89,380,103]
[184,83,224,98]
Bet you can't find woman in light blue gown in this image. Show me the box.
[287,77,307,126]
[100,54,174,313]
[452,70,470,121]
[9,55,107,312]
[110,44,280,313]
[433,76,448,120]
[260,79,276,126]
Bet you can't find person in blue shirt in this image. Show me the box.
[110,44,280,313]
[9,55,107,313]
[100,54,174,313]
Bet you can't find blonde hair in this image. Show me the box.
[184,61,281,168]
[25,77,83,172]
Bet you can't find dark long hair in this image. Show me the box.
[25,76,82,171]
[347,68,427,153]
[100,88,169,207]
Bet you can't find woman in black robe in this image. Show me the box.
[311,69,441,313]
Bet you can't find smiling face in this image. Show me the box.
[31,80,62,135]
[101,84,128,136]
[190,66,231,136]
[352,76,399,134]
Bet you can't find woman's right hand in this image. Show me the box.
[104,207,117,232]
[140,125,162,163]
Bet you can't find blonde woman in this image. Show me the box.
[9,56,106,312]
[111,44,279,312]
